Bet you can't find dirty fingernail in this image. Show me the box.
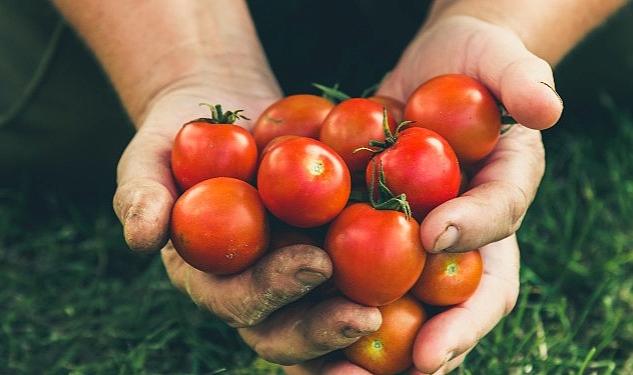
[431,226,459,253]
[295,269,328,286]
[539,81,564,107]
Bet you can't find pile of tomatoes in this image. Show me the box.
[170,74,502,375]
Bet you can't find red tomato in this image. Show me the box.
[171,116,257,191]
[325,203,426,306]
[412,250,483,306]
[170,177,269,275]
[253,95,334,150]
[345,295,426,375]
[366,127,461,221]
[319,98,396,173]
[257,137,351,228]
[404,74,501,164]
[269,225,322,250]
[369,95,405,122]
[259,135,300,161]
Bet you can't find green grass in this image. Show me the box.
[1,105,632,374]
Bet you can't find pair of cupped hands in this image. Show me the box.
[113,16,561,375]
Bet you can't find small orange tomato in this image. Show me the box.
[411,250,483,306]
[345,295,426,375]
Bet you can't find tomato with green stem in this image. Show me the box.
[345,295,426,375]
[171,104,257,190]
[325,171,425,306]
[363,110,461,221]
[170,177,269,275]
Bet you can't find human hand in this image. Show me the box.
[379,14,549,373]
[287,13,554,375]
[112,67,383,364]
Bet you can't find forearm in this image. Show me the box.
[54,0,276,125]
[428,0,627,65]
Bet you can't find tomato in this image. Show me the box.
[369,95,404,122]
[325,203,426,306]
[268,224,322,250]
[345,295,426,375]
[366,127,461,221]
[404,74,501,164]
[411,249,483,306]
[257,137,351,228]
[259,135,300,161]
[253,95,334,150]
[171,106,257,190]
[320,98,396,173]
[170,177,268,275]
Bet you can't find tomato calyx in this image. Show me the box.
[369,160,412,219]
[197,103,250,124]
[354,108,413,155]
[497,102,517,133]
[312,83,351,103]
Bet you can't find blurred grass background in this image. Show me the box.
[1,0,633,374]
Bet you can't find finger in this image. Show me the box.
[411,348,472,375]
[421,125,544,253]
[473,27,563,129]
[162,243,333,328]
[113,127,177,252]
[284,358,372,375]
[412,235,520,374]
[239,296,381,365]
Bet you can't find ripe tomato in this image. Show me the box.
[319,98,396,173]
[369,95,404,122]
[325,203,426,306]
[345,295,426,375]
[170,177,268,275]
[257,137,351,228]
[366,127,461,221]
[171,106,257,190]
[253,95,334,150]
[411,249,483,306]
[259,135,300,161]
[268,223,322,250]
[404,74,501,164]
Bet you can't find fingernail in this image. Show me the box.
[295,269,328,286]
[342,327,366,338]
[432,226,459,253]
[539,81,564,108]
[443,351,454,365]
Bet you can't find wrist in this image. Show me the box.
[426,0,627,65]
[123,45,280,127]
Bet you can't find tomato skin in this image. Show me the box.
[253,95,334,150]
[412,250,483,306]
[345,295,426,375]
[369,95,405,122]
[259,135,300,161]
[170,177,269,275]
[366,127,461,221]
[171,120,258,190]
[325,203,426,306]
[257,137,351,228]
[404,74,501,164]
[319,98,396,173]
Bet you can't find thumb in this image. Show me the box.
[469,26,563,129]
[113,127,177,252]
